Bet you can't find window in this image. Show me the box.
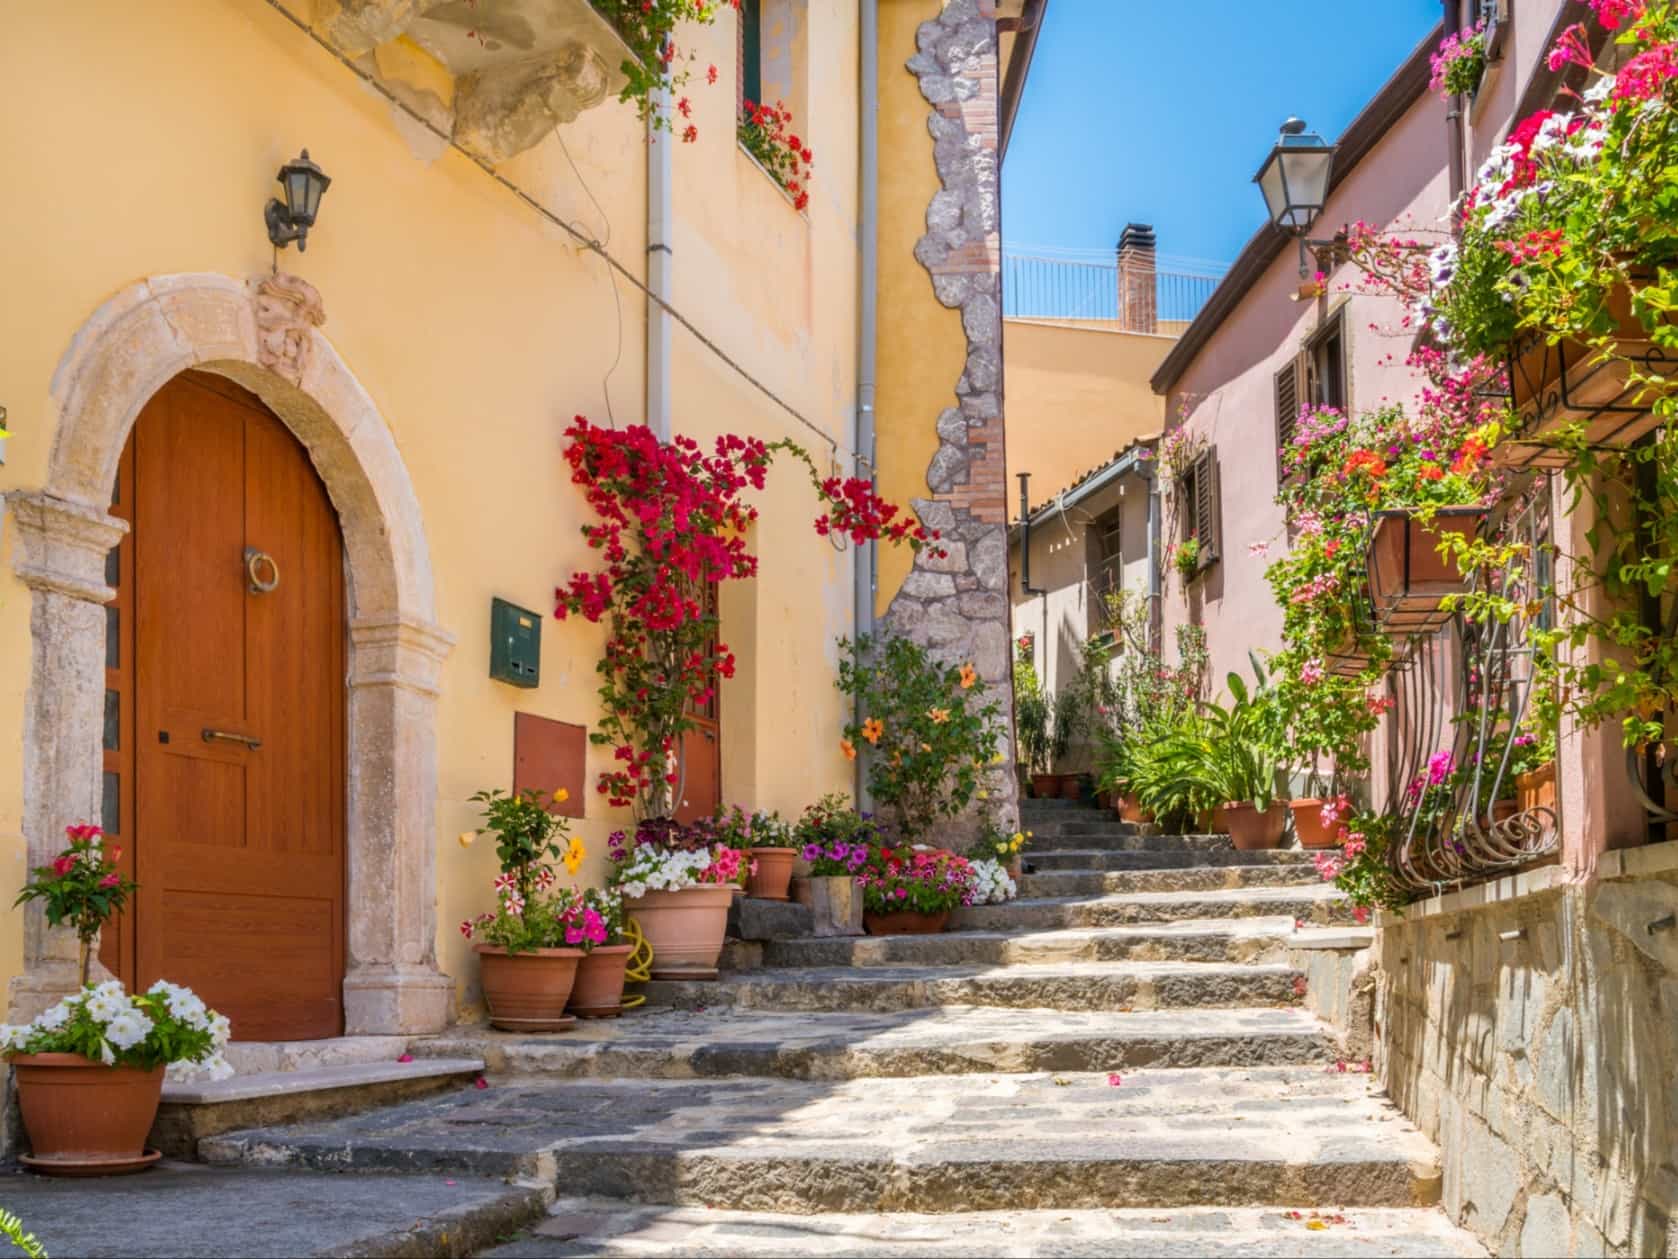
[1476,0,1509,61]
[1090,504,1123,592]
[1180,449,1221,570]
[738,0,762,111]
[1305,313,1347,413]
[1274,357,1302,480]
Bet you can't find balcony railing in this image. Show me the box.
[1002,249,1224,326]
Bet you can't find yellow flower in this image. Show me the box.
[840,737,857,761]
[976,789,989,800]
[927,707,950,724]
[457,831,477,848]
[958,663,977,689]
[862,718,884,745]
[920,742,932,753]
[563,836,586,875]
[553,787,570,804]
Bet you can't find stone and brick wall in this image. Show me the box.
[1376,846,1678,1257]
[883,0,1018,830]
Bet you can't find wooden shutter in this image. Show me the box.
[1275,359,1301,479]
[1191,449,1221,566]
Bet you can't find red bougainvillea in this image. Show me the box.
[555,419,939,813]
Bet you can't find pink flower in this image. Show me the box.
[1546,22,1594,72]
[397,1053,414,1063]
[1590,0,1645,29]
[1300,660,1326,687]
[1353,905,1371,925]
[1613,43,1678,104]
[1106,1073,1123,1087]
[98,872,121,889]
[458,920,474,938]
[474,1076,489,1090]
[493,872,517,893]
[1247,540,1271,559]
[51,855,75,877]
[1427,750,1455,787]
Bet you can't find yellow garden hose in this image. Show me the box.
[619,917,653,1010]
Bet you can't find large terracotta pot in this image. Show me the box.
[1224,801,1287,851]
[864,908,950,935]
[1517,763,1557,814]
[1290,798,1340,849]
[1058,774,1085,800]
[746,847,797,901]
[477,945,582,1032]
[567,944,633,1019]
[793,875,864,937]
[1115,793,1154,824]
[627,885,734,979]
[1197,805,1232,835]
[1366,508,1485,637]
[1029,772,1058,798]
[10,1053,165,1175]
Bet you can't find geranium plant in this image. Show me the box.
[1430,21,1487,99]
[835,635,1006,842]
[857,845,976,915]
[555,419,938,816]
[0,979,233,1081]
[591,0,736,140]
[738,98,814,210]
[14,823,135,989]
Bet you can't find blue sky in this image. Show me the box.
[1002,1,1442,271]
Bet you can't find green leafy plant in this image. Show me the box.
[459,788,588,954]
[836,635,1006,843]
[1050,684,1085,769]
[590,0,731,139]
[1174,535,1203,582]
[14,824,135,989]
[0,1209,45,1259]
[1013,641,1052,775]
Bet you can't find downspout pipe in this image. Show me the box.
[1142,461,1162,653]
[1016,474,1047,598]
[647,82,674,442]
[1444,0,1465,207]
[855,0,879,806]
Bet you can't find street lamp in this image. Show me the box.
[264,149,332,253]
[1253,119,1340,277]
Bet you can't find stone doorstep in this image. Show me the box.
[1289,926,1375,951]
[149,1057,485,1160]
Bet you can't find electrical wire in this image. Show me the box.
[261,0,854,466]
[555,126,624,426]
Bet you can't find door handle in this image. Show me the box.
[245,548,280,594]
[202,728,262,750]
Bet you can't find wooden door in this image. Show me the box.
[124,372,346,1041]
[675,582,722,824]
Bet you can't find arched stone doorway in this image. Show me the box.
[6,273,454,1036]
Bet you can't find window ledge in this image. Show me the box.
[737,141,808,219]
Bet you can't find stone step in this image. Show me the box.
[201,1068,1444,1212]
[760,919,1297,968]
[411,1006,1338,1078]
[1026,847,1315,872]
[1019,865,1320,898]
[150,1057,486,1159]
[641,959,1306,1013]
[485,1200,1489,1257]
[953,885,1352,931]
[1029,829,1292,853]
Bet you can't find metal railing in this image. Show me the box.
[1002,250,1224,325]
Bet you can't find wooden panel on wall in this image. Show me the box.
[513,712,586,818]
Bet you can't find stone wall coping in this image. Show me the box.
[159,1056,484,1105]
[1288,927,1374,951]
[1378,838,1678,926]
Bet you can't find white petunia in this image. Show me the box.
[34,1001,71,1031]
[208,1013,232,1047]
[85,990,128,1024]
[104,1009,153,1051]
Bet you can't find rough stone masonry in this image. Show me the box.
[885,0,1019,832]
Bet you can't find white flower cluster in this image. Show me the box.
[967,858,1017,905]
[0,979,234,1081]
[611,846,718,900]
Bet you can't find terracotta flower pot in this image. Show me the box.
[1197,805,1231,835]
[1224,801,1286,850]
[1058,774,1085,800]
[1029,772,1058,798]
[10,1053,165,1174]
[1366,508,1485,637]
[567,943,634,1019]
[793,875,864,937]
[1517,762,1557,813]
[1004,856,1023,881]
[746,847,797,901]
[476,945,582,1032]
[1290,798,1341,849]
[627,884,735,979]
[863,908,950,935]
[1115,793,1154,824]
[1491,799,1520,825]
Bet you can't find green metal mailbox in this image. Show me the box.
[489,597,541,688]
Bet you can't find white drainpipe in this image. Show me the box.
[647,86,674,442]
[855,0,880,806]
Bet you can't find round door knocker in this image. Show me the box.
[244,547,280,594]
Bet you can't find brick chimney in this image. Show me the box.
[1116,223,1157,334]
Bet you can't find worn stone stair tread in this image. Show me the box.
[484,1199,1489,1257]
[761,918,1300,967]
[954,885,1350,931]
[1023,853,1319,880]
[160,1056,486,1105]
[0,1164,549,1259]
[409,1006,1338,1077]
[643,958,1306,1013]
[199,1068,1442,1211]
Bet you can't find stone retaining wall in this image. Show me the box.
[1376,846,1678,1256]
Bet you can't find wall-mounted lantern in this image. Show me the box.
[1253,119,1342,277]
[264,149,331,253]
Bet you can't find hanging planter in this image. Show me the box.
[1498,287,1670,470]
[1365,507,1486,637]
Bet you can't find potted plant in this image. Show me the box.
[608,820,743,979]
[974,819,1031,881]
[1050,688,1085,797]
[1013,642,1055,797]
[4,823,232,1174]
[1428,20,1486,101]
[566,888,635,1019]
[717,806,797,901]
[1291,793,1353,850]
[460,787,587,1032]
[858,845,975,935]
[965,856,1018,905]
[1175,535,1202,584]
[790,794,873,936]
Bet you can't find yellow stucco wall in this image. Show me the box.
[1002,319,1172,509]
[873,0,965,616]
[0,0,859,1018]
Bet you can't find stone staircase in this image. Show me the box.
[192,799,1485,1256]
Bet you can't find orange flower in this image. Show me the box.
[927,707,950,724]
[958,664,977,689]
[861,718,884,745]
[839,737,857,761]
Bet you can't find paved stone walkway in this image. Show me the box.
[38,797,1485,1256]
